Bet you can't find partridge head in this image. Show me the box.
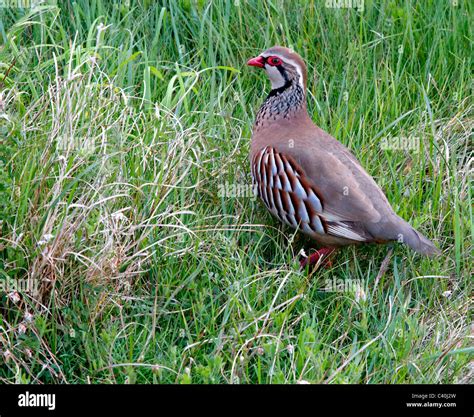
[247,46,440,264]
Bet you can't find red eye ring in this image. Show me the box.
[267,56,282,66]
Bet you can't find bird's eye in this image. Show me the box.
[268,56,282,66]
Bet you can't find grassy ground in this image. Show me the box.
[0,0,472,384]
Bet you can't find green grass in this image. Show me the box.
[0,0,472,384]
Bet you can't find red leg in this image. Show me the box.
[300,248,335,270]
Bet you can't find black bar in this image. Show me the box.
[0,384,471,416]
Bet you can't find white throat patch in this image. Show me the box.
[265,65,286,89]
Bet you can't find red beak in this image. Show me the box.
[247,56,265,68]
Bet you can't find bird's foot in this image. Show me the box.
[299,248,335,270]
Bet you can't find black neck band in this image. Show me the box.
[267,80,292,98]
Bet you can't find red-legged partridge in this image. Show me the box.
[248,46,439,266]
